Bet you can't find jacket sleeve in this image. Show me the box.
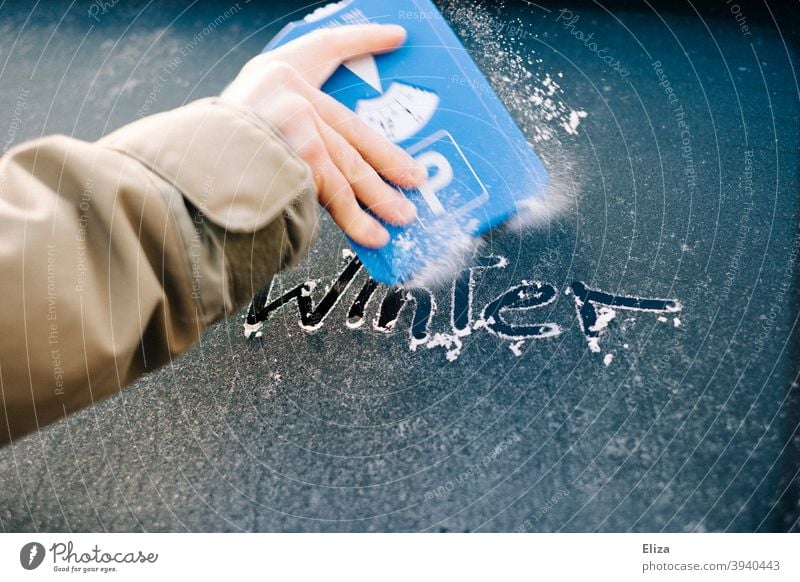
[0,97,318,445]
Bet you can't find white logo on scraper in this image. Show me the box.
[346,42,485,219]
[355,81,440,143]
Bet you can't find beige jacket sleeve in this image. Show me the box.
[0,97,318,445]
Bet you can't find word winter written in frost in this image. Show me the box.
[244,255,682,361]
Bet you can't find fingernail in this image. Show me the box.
[399,198,417,221]
[411,162,428,182]
[373,225,390,247]
[360,213,390,247]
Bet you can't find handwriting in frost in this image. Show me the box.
[245,255,682,361]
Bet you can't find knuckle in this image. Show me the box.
[239,60,256,77]
[313,27,339,45]
[338,146,365,177]
[307,28,344,59]
[279,94,312,119]
[342,115,367,149]
[262,61,299,86]
[296,136,326,164]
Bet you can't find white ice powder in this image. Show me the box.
[443,2,588,145]
[300,281,317,297]
[590,306,617,333]
[509,340,525,356]
[400,218,485,290]
[243,321,264,339]
[396,2,587,286]
[563,110,589,135]
[426,332,464,361]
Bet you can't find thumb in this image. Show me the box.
[268,23,407,88]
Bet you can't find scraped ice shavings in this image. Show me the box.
[396,217,484,289]
[301,281,317,297]
[426,332,464,362]
[442,2,588,144]
[242,250,684,362]
[565,281,683,357]
[509,340,525,356]
[564,110,589,135]
[587,306,617,353]
[244,320,263,339]
[384,2,586,288]
[441,0,585,235]
[590,306,618,332]
[246,3,596,355]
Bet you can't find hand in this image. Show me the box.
[221,24,426,248]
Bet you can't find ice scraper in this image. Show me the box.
[264,0,549,286]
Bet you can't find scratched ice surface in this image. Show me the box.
[0,0,797,532]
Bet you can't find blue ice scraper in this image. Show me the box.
[264,0,549,285]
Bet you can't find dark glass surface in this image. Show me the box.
[0,0,797,532]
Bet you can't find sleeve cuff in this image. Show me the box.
[98,97,315,233]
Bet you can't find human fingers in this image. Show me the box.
[257,24,407,88]
[316,114,417,227]
[269,95,390,248]
[299,83,426,188]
